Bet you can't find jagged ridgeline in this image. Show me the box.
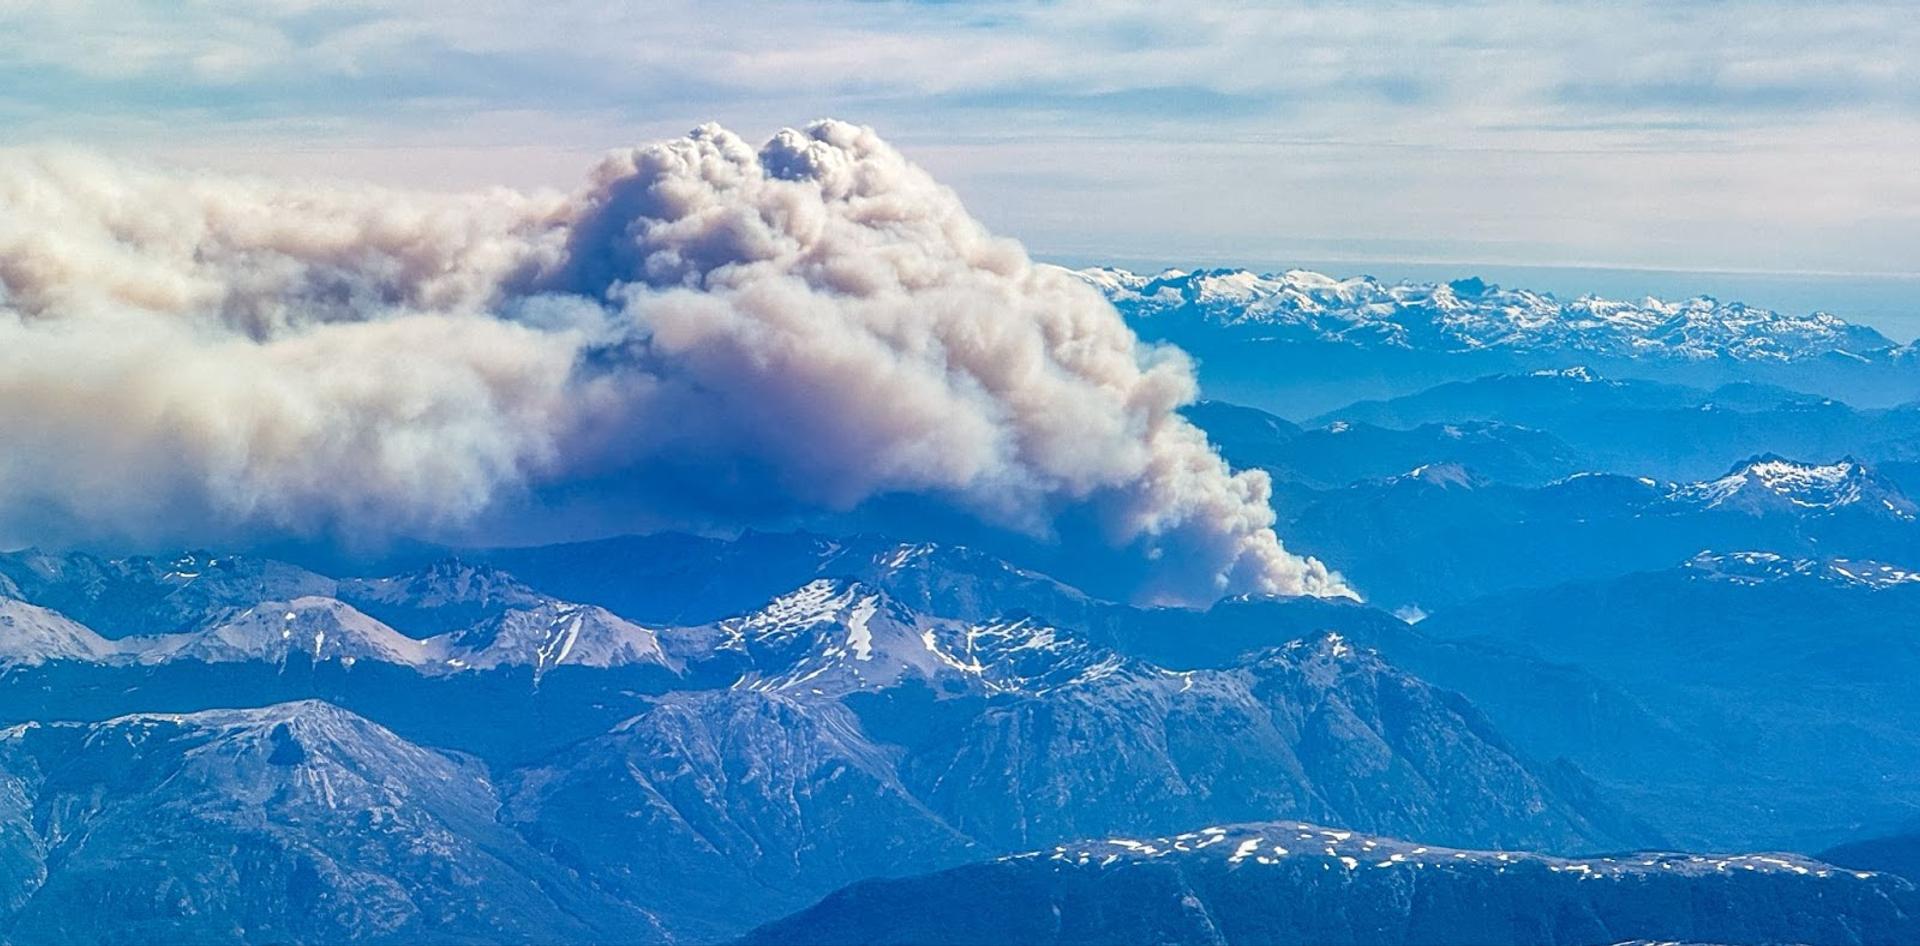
[1083,266,1920,415]
[0,528,1915,944]
[9,265,1920,942]
[0,541,1631,941]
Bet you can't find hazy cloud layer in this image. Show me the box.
[3,2,1917,281]
[0,122,1348,604]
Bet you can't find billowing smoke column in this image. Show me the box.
[0,122,1349,605]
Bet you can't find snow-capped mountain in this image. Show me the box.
[0,590,679,679]
[506,622,1641,939]
[0,550,336,637]
[132,596,437,668]
[504,688,977,940]
[1674,455,1917,518]
[642,581,1629,858]
[1275,452,1920,612]
[0,598,119,665]
[481,531,1101,628]
[825,540,1100,627]
[746,818,1920,946]
[2,526,1915,943]
[665,578,1116,698]
[1381,460,1487,490]
[0,701,658,944]
[440,600,672,676]
[1081,266,1897,363]
[647,577,1635,866]
[1683,550,1920,589]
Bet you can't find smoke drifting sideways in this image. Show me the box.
[0,122,1351,605]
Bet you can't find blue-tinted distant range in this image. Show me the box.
[4,3,1920,945]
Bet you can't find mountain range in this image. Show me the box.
[1418,549,1920,849]
[1081,268,1898,363]
[3,521,1913,939]
[1301,367,1920,482]
[0,543,1655,941]
[748,819,1920,946]
[1077,266,1920,414]
[1268,453,1920,610]
[0,701,658,944]
[5,261,1919,943]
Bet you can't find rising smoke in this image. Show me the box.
[0,122,1349,605]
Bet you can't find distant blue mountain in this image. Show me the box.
[1313,364,1920,479]
[1189,400,1583,488]
[1314,366,1819,429]
[1825,830,1920,884]
[1273,454,1920,610]
[1422,550,1920,849]
[1307,368,1920,481]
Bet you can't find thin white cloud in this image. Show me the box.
[5,1,1914,278]
[6,2,1914,115]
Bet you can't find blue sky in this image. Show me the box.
[4,1,1917,331]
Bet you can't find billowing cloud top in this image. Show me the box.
[0,121,1348,605]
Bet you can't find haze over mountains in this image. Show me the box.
[8,340,1920,943]
[8,159,1920,941]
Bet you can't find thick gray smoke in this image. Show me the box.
[0,123,1349,604]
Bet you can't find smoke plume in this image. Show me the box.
[0,123,1349,604]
